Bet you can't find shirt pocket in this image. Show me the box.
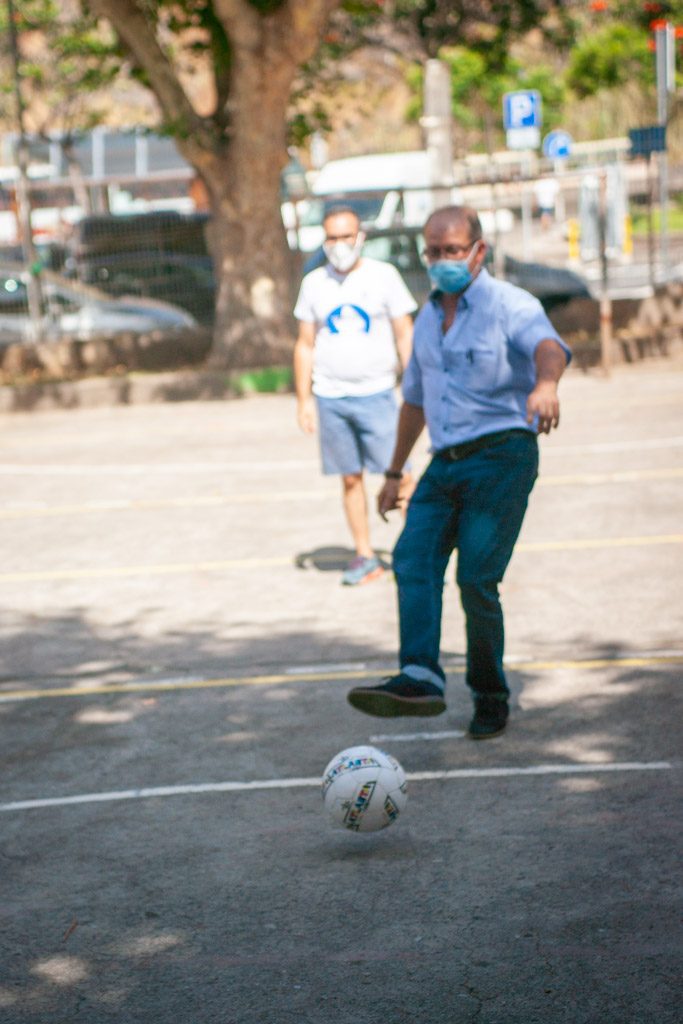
[443,340,501,392]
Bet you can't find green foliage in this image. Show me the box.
[0,0,123,137]
[288,106,332,147]
[391,0,575,63]
[566,23,653,97]
[407,45,565,148]
[612,0,683,32]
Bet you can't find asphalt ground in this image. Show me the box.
[0,358,682,1023]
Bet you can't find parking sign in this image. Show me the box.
[503,91,542,130]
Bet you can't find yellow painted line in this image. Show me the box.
[0,469,681,521]
[0,556,293,582]
[0,667,394,702]
[1,654,681,704]
[0,490,338,520]
[506,655,683,671]
[0,533,681,584]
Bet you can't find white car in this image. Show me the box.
[0,267,197,346]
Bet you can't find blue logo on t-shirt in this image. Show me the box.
[326,304,371,334]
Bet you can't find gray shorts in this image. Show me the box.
[315,389,399,476]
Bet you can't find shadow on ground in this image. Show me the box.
[293,545,393,572]
[0,611,681,1024]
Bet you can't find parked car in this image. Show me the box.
[303,228,591,314]
[70,250,216,325]
[69,211,210,259]
[361,226,431,305]
[60,211,216,324]
[285,151,462,253]
[502,255,591,311]
[0,266,197,346]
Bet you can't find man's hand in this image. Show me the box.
[527,381,560,434]
[377,478,402,522]
[297,397,316,434]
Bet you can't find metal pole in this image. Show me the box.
[421,59,454,207]
[491,172,504,277]
[646,153,656,288]
[655,22,674,279]
[521,155,533,258]
[598,169,612,376]
[6,0,43,341]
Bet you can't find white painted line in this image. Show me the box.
[0,460,318,475]
[370,730,467,743]
[0,437,681,474]
[407,761,672,781]
[0,762,672,813]
[542,436,683,455]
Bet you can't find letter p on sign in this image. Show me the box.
[503,90,542,130]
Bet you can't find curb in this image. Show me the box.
[0,365,294,414]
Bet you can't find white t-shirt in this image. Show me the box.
[534,178,559,209]
[294,258,417,398]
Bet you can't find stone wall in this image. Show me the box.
[2,280,682,388]
[0,327,212,385]
[549,280,683,368]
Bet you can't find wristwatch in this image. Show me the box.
[384,470,403,480]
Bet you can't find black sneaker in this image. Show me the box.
[468,695,509,739]
[347,673,446,718]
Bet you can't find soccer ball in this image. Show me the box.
[321,745,408,833]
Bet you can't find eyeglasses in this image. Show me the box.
[422,241,478,261]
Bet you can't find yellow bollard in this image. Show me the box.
[567,218,580,263]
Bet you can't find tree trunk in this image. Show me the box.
[87,0,339,369]
[199,130,299,371]
[193,18,315,370]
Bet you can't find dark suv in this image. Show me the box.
[65,212,216,324]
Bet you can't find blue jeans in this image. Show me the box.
[392,431,539,698]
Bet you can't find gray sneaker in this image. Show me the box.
[341,555,384,586]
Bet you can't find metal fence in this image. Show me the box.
[1,155,682,333]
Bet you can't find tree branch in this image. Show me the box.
[212,0,262,52]
[87,0,210,144]
[277,0,341,64]
[213,0,339,63]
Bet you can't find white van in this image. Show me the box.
[283,150,462,252]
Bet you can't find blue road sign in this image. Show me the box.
[503,91,542,130]
[543,130,573,159]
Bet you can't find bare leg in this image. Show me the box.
[341,473,373,557]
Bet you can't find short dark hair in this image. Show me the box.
[322,205,362,228]
[425,205,483,242]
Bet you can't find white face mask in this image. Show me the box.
[323,232,365,273]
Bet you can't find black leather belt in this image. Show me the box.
[436,429,532,462]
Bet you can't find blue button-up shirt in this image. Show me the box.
[402,269,571,449]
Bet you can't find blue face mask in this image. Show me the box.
[427,243,480,294]
[427,259,472,294]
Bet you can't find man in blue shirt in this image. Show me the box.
[347,205,571,738]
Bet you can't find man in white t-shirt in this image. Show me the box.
[293,206,417,585]
[534,177,560,231]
